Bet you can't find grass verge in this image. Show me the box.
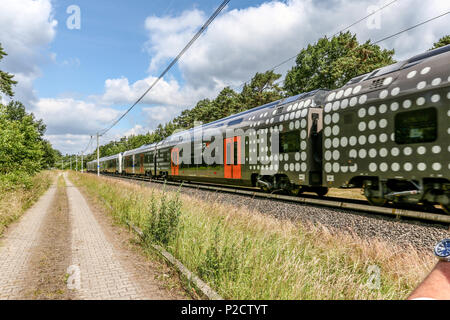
[70,172,435,300]
[0,171,54,236]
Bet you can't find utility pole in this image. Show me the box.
[76,154,78,172]
[81,152,84,173]
[97,133,100,177]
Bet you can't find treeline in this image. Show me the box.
[0,44,59,188]
[84,32,449,161]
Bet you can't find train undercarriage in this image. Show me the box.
[362,178,450,214]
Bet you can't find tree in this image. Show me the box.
[0,104,44,174]
[0,44,17,97]
[284,32,395,95]
[239,71,283,110]
[430,35,450,50]
[4,101,46,136]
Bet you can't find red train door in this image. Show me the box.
[224,137,241,179]
[171,148,180,176]
[140,154,144,174]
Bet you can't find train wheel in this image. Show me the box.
[367,196,388,206]
[315,187,329,197]
[442,204,450,215]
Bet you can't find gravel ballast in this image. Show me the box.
[112,176,450,252]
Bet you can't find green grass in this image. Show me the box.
[0,171,54,236]
[70,172,435,300]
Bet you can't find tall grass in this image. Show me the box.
[70,172,435,300]
[0,171,54,235]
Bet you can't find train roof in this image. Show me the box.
[122,143,157,156]
[158,89,328,147]
[325,44,450,109]
[88,153,120,164]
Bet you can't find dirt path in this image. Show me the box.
[0,173,184,300]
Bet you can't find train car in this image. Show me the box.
[122,144,157,176]
[154,89,330,196]
[86,159,96,172]
[322,44,450,212]
[86,153,122,174]
[100,153,122,174]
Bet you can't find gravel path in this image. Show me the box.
[130,179,449,252]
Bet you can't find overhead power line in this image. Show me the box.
[372,10,450,44]
[234,0,400,90]
[81,135,93,154]
[98,0,231,137]
[269,10,450,89]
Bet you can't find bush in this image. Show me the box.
[0,171,33,192]
[142,187,182,246]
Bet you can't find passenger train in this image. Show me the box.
[88,45,450,213]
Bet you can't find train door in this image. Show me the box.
[224,136,241,179]
[171,148,180,176]
[140,154,144,174]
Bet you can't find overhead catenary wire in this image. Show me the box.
[255,9,450,89]
[372,10,450,44]
[233,0,401,91]
[97,0,231,137]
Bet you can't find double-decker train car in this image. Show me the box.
[122,144,157,176]
[322,45,450,212]
[88,45,450,213]
[148,89,329,195]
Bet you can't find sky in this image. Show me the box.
[0,0,449,155]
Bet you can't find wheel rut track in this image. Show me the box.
[20,175,73,300]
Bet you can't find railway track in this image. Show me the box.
[88,172,450,226]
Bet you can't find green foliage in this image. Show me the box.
[91,70,283,159]
[284,31,395,95]
[0,44,59,179]
[430,35,450,50]
[142,187,182,246]
[0,44,17,97]
[0,104,44,175]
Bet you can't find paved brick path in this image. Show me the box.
[0,186,57,300]
[65,175,165,300]
[0,174,175,300]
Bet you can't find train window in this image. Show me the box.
[395,108,437,144]
[279,130,300,153]
[228,118,243,126]
[344,113,353,125]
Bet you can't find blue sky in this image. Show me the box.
[0,0,449,154]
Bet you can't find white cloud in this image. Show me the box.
[100,75,217,107]
[123,124,148,137]
[45,134,93,156]
[0,0,57,104]
[144,0,450,89]
[145,9,206,72]
[34,98,121,135]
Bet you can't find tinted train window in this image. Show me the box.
[280,130,300,153]
[395,108,437,144]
